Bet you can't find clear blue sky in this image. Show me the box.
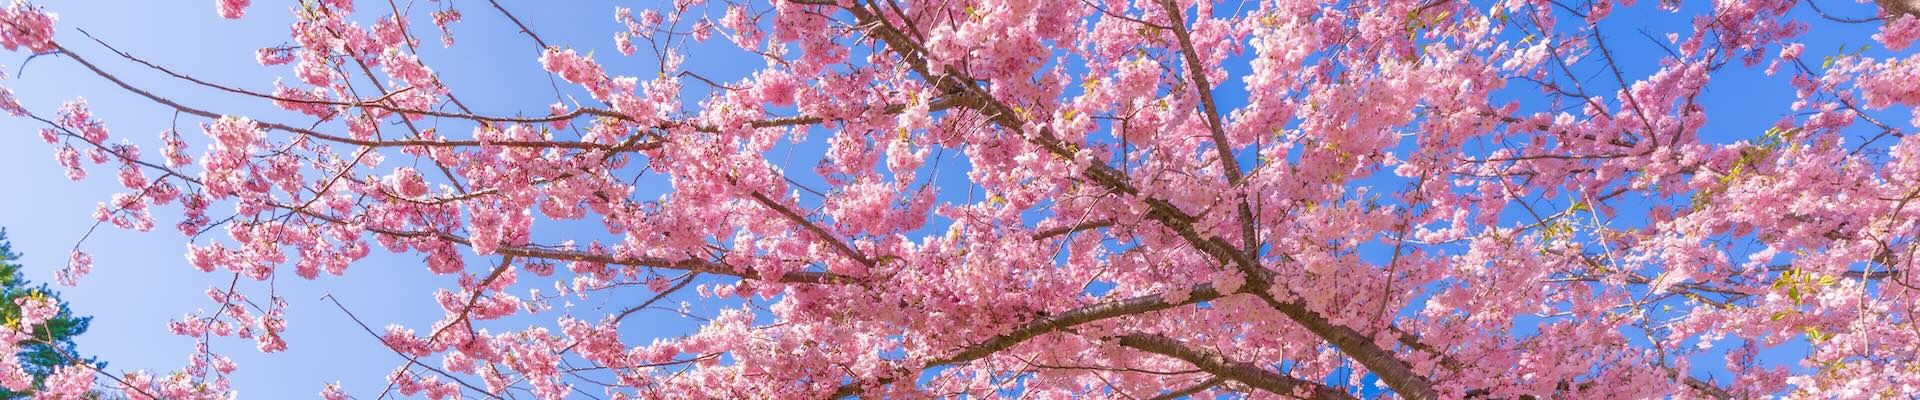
[0,0,1906,398]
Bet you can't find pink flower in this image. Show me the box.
[1780,42,1804,60]
[321,0,352,14]
[60,250,92,285]
[692,19,715,42]
[431,8,461,47]
[0,85,22,117]
[54,144,83,180]
[372,15,408,47]
[215,0,248,19]
[39,365,92,398]
[0,360,27,392]
[256,332,286,352]
[1879,15,1920,51]
[538,48,613,99]
[548,102,570,130]
[57,98,107,144]
[321,383,349,400]
[15,296,55,327]
[295,51,334,86]
[385,167,429,198]
[204,116,262,153]
[272,82,334,117]
[0,1,56,53]
[614,32,636,56]
[1587,1,1613,23]
[255,46,296,65]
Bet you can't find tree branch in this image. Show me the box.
[829,283,1230,397]
[1146,376,1226,400]
[1157,0,1261,259]
[1113,333,1355,400]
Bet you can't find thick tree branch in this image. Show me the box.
[1032,220,1115,240]
[828,283,1230,397]
[747,191,876,267]
[1157,0,1261,259]
[1146,376,1226,400]
[1253,293,1438,399]
[1114,333,1356,400]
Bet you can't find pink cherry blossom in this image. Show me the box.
[59,250,91,285]
[320,383,348,400]
[431,8,460,47]
[14,296,54,327]
[0,0,56,53]
[254,46,294,65]
[320,0,352,14]
[214,0,247,19]
[4,0,1920,399]
[1880,15,1920,51]
[39,364,93,398]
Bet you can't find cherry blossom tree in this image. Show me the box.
[2,0,1919,398]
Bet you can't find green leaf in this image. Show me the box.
[1773,270,1796,289]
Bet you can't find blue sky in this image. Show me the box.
[0,0,1910,398]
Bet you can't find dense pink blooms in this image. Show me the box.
[0,360,25,392]
[7,0,1920,399]
[52,144,81,180]
[0,0,55,53]
[56,98,106,144]
[320,0,352,14]
[538,48,615,100]
[1881,15,1920,51]
[214,0,247,19]
[15,296,54,327]
[39,365,93,398]
[196,116,265,198]
[60,250,91,285]
[371,15,408,48]
[293,50,332,86]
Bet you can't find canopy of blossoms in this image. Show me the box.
[2,0,1919,398]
